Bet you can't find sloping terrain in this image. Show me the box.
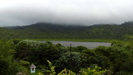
[2,21,133,40]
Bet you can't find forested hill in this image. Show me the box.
[2,21,133,40]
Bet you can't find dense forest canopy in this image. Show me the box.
[0,21,133,40]
[1,39,133,75]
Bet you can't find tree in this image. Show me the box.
[56,51,82,73]
[80,49,98,68]
[0,59,9,75]
[75,46,88,52]
[0,40,19,75]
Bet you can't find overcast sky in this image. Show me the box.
[0,0,133,26]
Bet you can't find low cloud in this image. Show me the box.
[0,0,133,26]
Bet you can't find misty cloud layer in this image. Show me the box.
[0,0,133,26]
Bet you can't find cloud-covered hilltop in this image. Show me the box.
[1,0,133,26]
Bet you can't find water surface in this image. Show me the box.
[46,41,111,49]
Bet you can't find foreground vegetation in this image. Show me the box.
[1,39,133,75]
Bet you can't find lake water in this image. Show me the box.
[45,41,111,49]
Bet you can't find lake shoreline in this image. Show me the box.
[40,41,111,49]
[31,39,116,43]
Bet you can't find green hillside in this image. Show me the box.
[2,21,133,40]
